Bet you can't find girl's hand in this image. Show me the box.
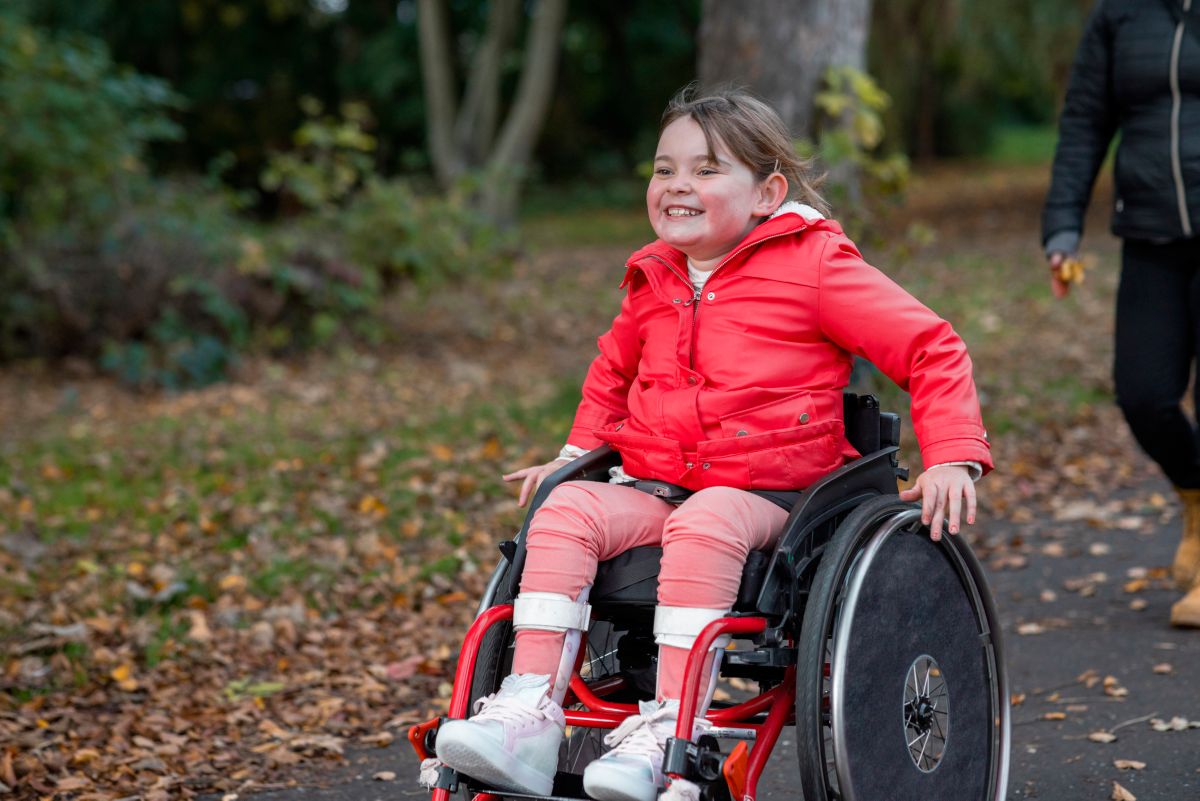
[1047,251,1071,299]
[898,464,976,541]
[503,460,567,507]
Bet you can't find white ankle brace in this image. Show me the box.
[652,605,732,651]
[513,589,592,706]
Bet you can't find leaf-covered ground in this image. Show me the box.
[0,163,1175,799]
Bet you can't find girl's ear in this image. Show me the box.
[753,172,789,217]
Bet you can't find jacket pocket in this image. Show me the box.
[718,391,818,438]
[698,419,843,490]
[595,425,688,480]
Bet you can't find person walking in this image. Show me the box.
[1042,0,1200,627]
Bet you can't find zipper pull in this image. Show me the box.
[683,289,702,307]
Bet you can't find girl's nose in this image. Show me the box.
[667,174,691,193]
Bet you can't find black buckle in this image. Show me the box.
[633,480,693,504]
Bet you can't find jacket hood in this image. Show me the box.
[623,201,841,286]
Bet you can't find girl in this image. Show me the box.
[434,88,992,801]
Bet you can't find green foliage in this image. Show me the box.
[260,98,377,211]
[800,66,910,238]
[869,0,1088,157]
[0,8,183,242]
[811,66,911,201]
[0,21,513,390]
[340,177,516,291]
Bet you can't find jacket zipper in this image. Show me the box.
[1170,0,1194,237]
[646,227,802,370]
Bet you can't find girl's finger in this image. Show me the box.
[519,474,537,507]
[929,482,948,540]
[921,482,934,526]
[947,485,962,535]
[966,480,977,525]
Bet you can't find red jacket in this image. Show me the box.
[567,208,992,491]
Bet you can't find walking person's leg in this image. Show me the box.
[583,487,789,801]
[1113,238,1200,626]
[1173,240,1200,626]
[436,482,672,793]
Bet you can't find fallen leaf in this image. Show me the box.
[1010,693,1027,707]
[1111,780,1136,801]
[1017,622,1045,636]
[373,771,397,781]
[1114,759,1146,770]
[1088,731,1117,743]
[218,574,247,592]
[187,610,212,642]
[1150,716,1200,731]
[1043,712,1067,721]
[1153,663,1173,674]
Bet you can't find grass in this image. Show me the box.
[984,123,1060,165]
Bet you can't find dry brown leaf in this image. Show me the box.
[1153,663,1173,674]
[1017,622,1045,636]
[1113,759,1146,770]
[1043,712,1067,720]
[1088,731,1117,743]
[1111,780,1136,801]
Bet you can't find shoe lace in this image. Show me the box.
[471,691,552,726]
[602,703,677,759]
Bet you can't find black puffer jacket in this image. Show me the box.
[1042,0,1200,248]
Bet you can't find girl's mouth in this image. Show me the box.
[666,207,702,217]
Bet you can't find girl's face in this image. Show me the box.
[647,115,784,270]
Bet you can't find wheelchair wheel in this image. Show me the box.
[795,496,1010,801]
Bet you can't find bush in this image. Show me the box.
[340,177,515,290]
[0,9,182,243]
[0,30,514,389]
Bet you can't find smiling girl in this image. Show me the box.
[432,88,992,801]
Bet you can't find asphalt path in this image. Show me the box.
[225,480,1200,801]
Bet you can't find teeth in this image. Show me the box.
[667,208,700,217]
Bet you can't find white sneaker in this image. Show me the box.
[583,699,702,801]
[436,673,565,796]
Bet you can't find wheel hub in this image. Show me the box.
[903,655,949,772]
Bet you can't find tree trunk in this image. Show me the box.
[416,0,464,188]
[481,0,567,224]
[697,0,871,203]
[416,0,566,227]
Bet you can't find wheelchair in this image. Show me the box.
[409,394,1010,801]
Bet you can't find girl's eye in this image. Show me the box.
[655,168,673,176]
[697,167,718,176]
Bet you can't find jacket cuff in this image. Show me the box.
[920,439,993,477]
[1044,230,1080,257]
[927,460,983,481]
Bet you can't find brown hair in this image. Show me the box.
[660,85,828,216]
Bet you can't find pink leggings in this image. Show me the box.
[513,481,789,699]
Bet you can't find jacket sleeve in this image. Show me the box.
[1041,0,1118,245]
[567,285,642,448]
[815,234,993,474]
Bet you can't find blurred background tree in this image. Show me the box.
[0,0,1093,387]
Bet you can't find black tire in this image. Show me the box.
[795,496,1010,801]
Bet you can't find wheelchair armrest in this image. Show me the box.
[754,446,902,616]
[504,445,622,597]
